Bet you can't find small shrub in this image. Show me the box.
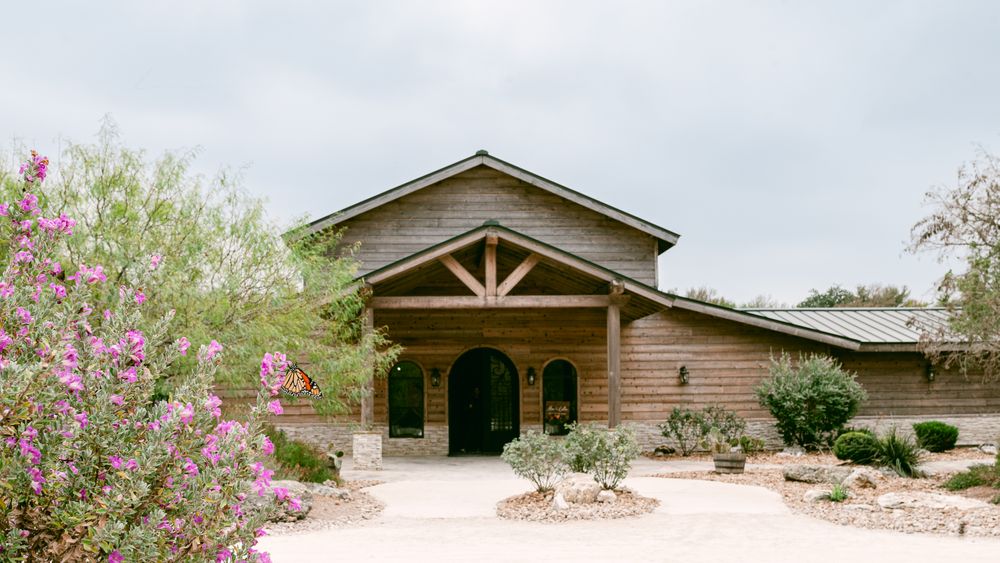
[264,426,333,483]
[501,431,568,492]
[754,353,867,450]
[590,424,641,490]
[700,427,733,454]
[876,428,924,478]
[943,466,991,491]
[702,405,746,444]
[833,432,881,464]
[659,407,708,456]
[737,435,766,455]
[563,422,605,472]
[912,421,959,452]
[829,484,849,502]
[836,426,874,438]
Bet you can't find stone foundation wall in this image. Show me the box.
[352,433,382,470]
[633,413,1000,452]
[276,414,1000,457]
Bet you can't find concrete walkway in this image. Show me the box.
[259,457,1000,562]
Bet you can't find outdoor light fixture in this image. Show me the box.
[678,365,689,385]
[527,367,537,386]
[430,368,441,387]
[925,363,935,382]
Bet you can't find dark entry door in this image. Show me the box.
[449,348,519,455]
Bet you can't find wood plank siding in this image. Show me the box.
[336,166,659,285]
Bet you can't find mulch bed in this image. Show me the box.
[266,479,386,535]
[496,489,658,523]
[655,462,1000,537]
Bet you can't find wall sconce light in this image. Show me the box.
[430,368,441,387]
[527,367,537,386]
[678,365,689,385]
[925,363,935,382]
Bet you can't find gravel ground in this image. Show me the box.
[657,463,1000,537]
[496,489,658,522]
[266,479,385,535]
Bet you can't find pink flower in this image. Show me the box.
[125,459,138,471]
[177,337,191,356]
[103,309,113,321]
[110,394,124,406]
[273,486,288,501]
[261,435,275,456]
[182,458,199,476]
[204,395,222,418]
[150,255,162,270]
[75,411,89,429]
[27,467,45,494]
[179,403,195,424]
[16,307,32,324]
[135,291,146,305]
[288,497,302,511]
[50,283,67,299]
[117,366,137,383]
[108,456,124,469]
[14,250,33,263]
[204,340,223,361]
[267,400,283,416]
[19,193,39,212]
[108,550,124,563]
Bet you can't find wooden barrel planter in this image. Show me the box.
[712,452,747,474]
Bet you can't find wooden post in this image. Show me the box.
[361,306,375,427]
[485,234,498,297]
[607,301,621,428]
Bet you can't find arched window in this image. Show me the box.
[389,361,424,438]
[542,360,577,435]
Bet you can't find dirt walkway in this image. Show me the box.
[258,457,1000,562]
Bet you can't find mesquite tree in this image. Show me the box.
[909,149,1000,380]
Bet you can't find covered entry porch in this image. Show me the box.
[358,223,672,455]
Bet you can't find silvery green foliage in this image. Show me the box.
[563,422,605,472]
[0,154,286,562]
[659,407,709,456]
[589,424,640,490]
[755,353,867,450]
[500,431,568,492]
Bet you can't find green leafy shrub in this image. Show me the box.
[737,435,766,455]
[943,465,998,491]
[912,421,959,452]
[833,432,881,464]
[264,426,333,483]
[0,154,284,560]
[829,484,849,502]
[702,405,746,444]
[658,407,708,456]
[876,428,924,478]
[754,353,867,449]
[590,424,641,490]
[563,422,604,472]
[501,431,568,492]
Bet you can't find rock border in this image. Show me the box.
[496,489,659,523]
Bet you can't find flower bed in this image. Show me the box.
[496,489,658,523]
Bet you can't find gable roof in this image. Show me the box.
[741,308,949,349]
[356,221,865,350]
[304,151,681,253]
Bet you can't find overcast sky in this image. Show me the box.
[3,1,999,305]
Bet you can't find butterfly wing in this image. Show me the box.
[281,364,322,399]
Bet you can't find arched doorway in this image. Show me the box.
[448,348,520,455]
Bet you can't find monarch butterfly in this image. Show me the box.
[280,363,323,399]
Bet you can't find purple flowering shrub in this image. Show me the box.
[0,154,290,561]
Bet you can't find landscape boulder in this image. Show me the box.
[803,489,831,503]
[552,492,570,510]
[979,443,998,456]
[307,482,351,500]
[783,464,852,485]
[842,468,880,489]
[596,490,617,503]
[555,473,601,504]
[877,492,991,511]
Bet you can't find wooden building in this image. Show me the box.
[276,151,1000,456]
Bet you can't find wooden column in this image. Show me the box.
[485,233,498,297]
[607,299,621,428]
[360,306,375,427]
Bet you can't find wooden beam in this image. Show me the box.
[438,254,486,297]
[497,253,540,297]
[369,295,612,309]
[485,234,498,297]
[360,307,375,427]
[607,302,621,428]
